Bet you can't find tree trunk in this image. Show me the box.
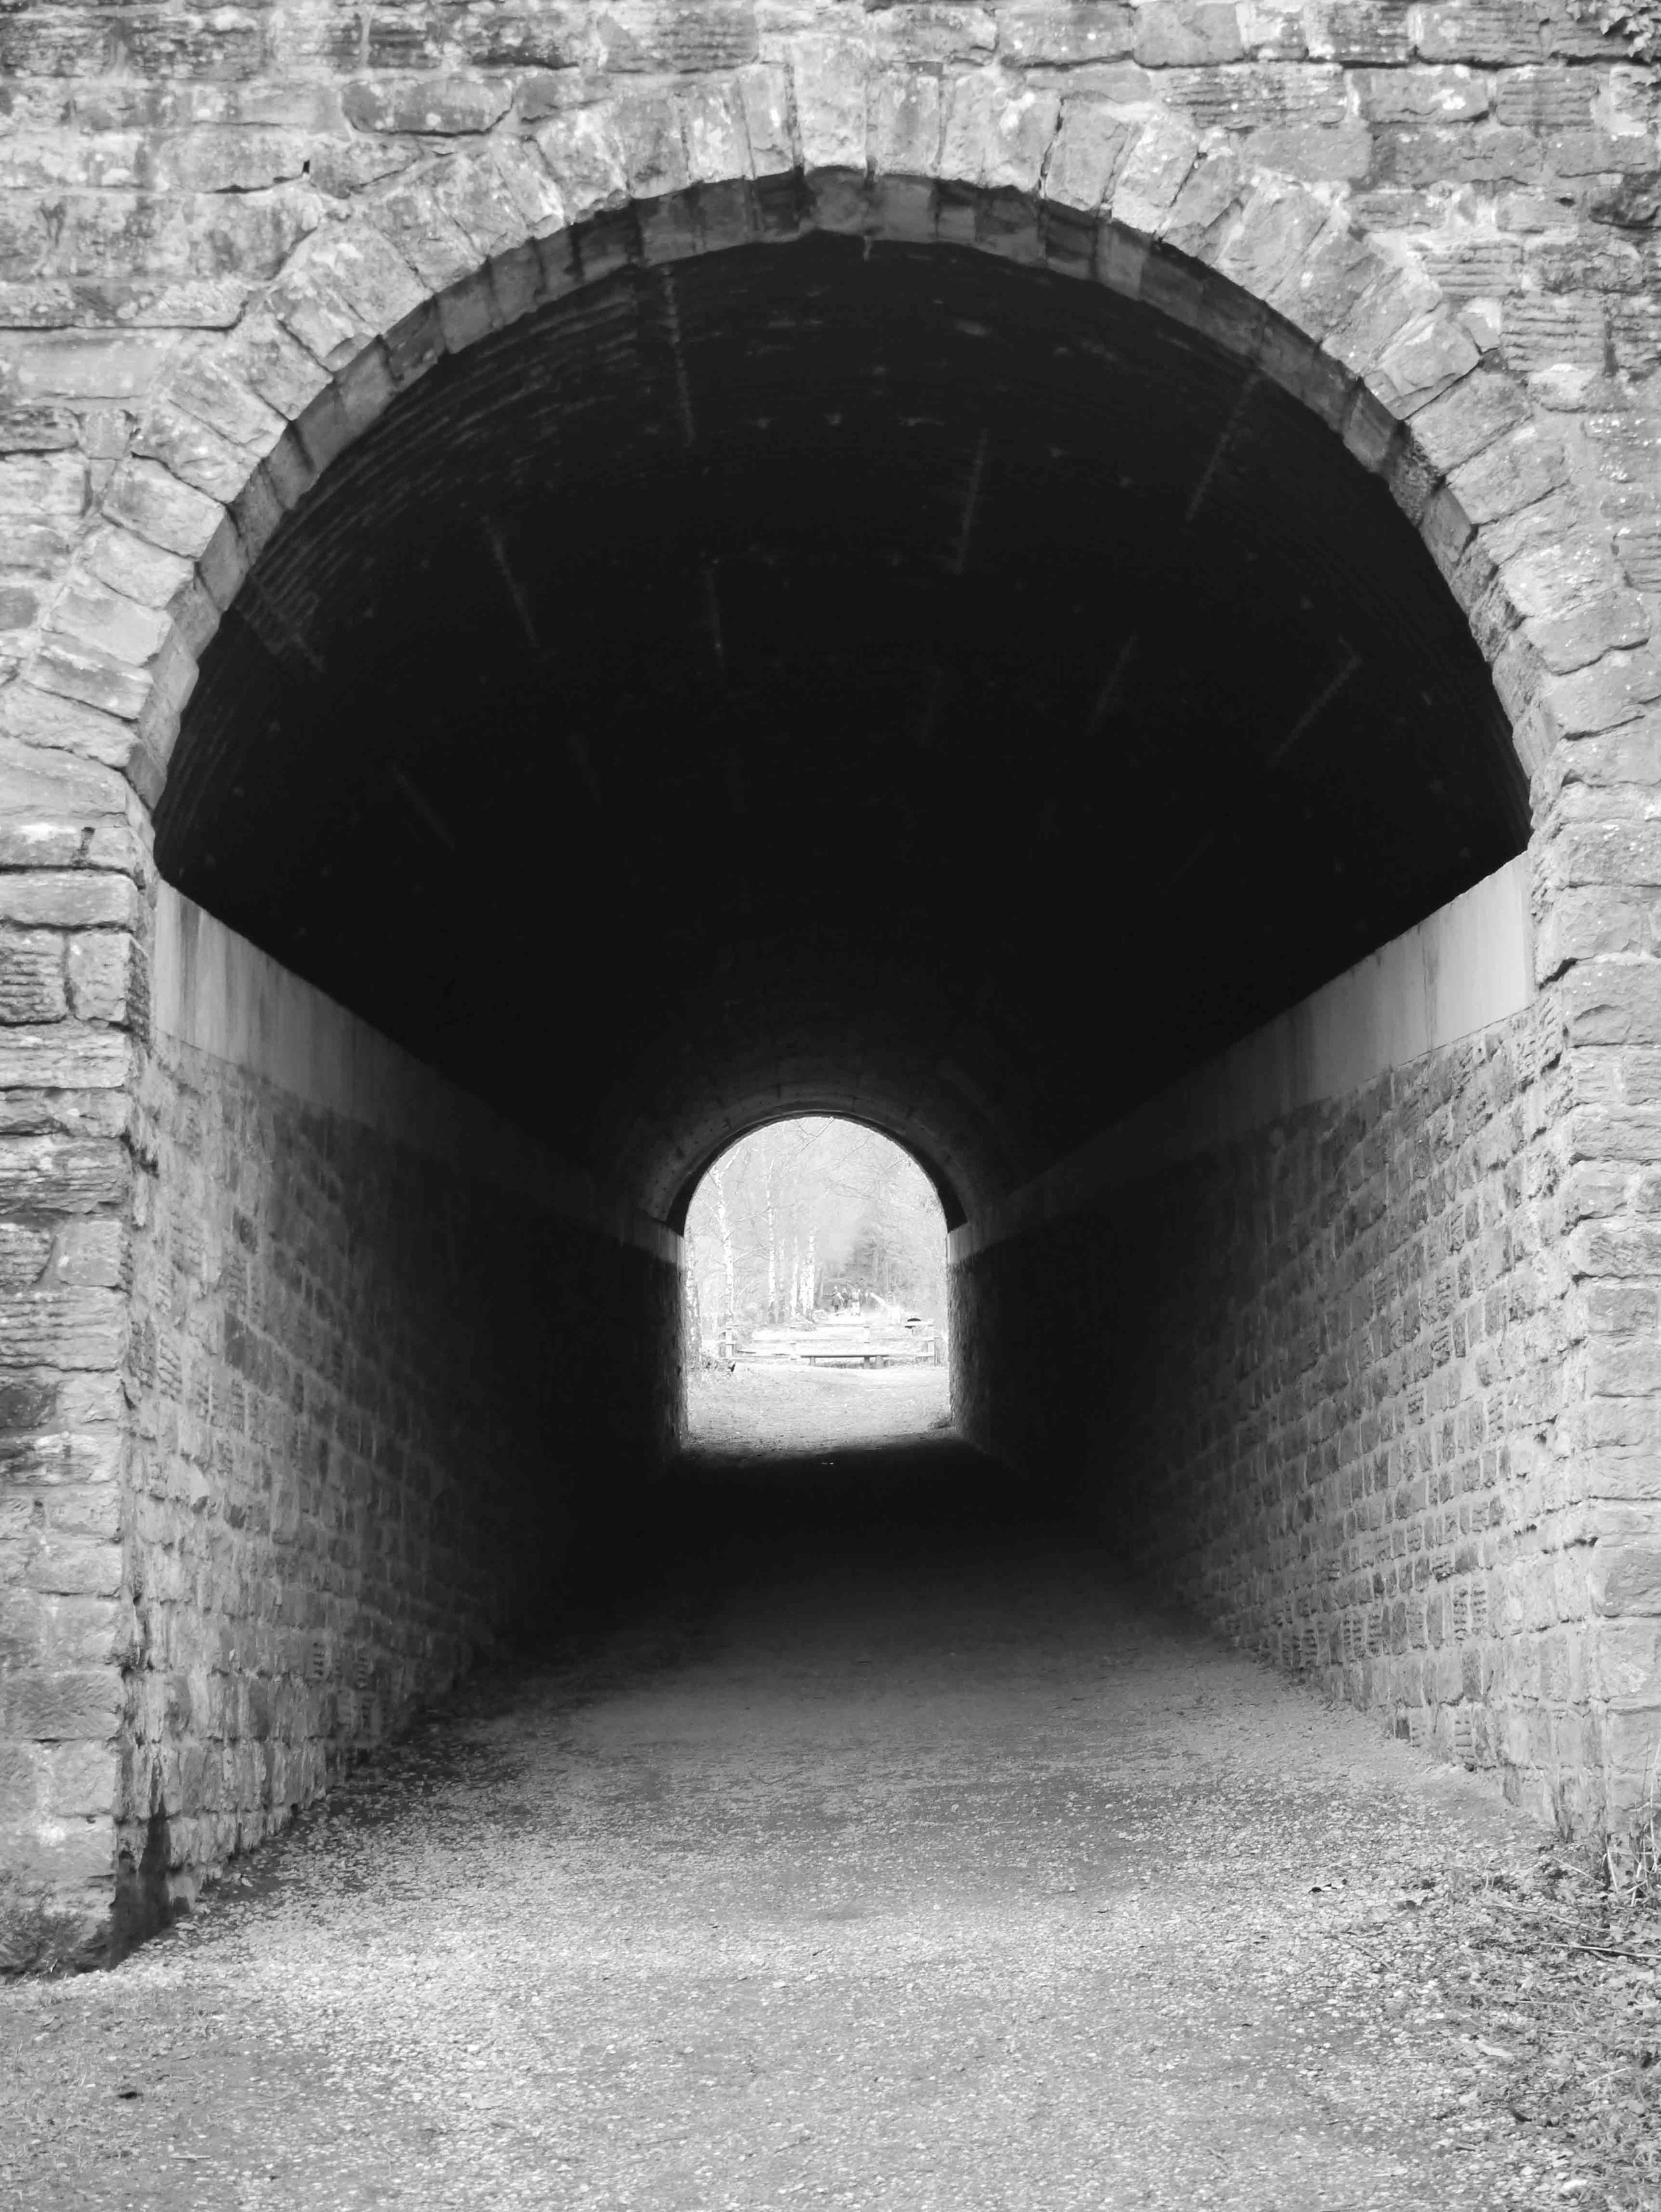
[710,1163,737,1327]
[764,1148,777,1321]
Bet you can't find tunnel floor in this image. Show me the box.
[684,1362,951,1458]
[1,1445,1627,2210]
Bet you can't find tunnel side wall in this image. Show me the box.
[953,1011,1572,1807]
[950,864,1638,1832]
[5,891,683,1971]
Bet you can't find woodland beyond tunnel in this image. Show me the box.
[155,229,1528,1220]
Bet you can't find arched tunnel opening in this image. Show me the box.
[682,1115,952,1460]
[156,230,1525,1227]
[126,219,1537,1940]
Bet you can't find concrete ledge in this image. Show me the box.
[950,856,1534,1262]
[152,884,681,1265]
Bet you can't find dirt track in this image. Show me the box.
[686,1360,950,1456]
[3,1439,1656,2211]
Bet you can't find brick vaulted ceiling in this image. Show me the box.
[157,229,1529,1227]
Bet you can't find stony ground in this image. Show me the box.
[3,1437,1658,2212]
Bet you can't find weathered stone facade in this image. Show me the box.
[2,0,1660,1961]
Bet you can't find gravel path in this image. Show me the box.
[685,1363,950,1457]
[3,1441,1645,2210]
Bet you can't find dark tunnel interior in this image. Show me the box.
[157,227,1529,1222]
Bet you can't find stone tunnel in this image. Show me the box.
[2,0,1660,1972]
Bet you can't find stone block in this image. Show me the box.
[1539,886,1661,971]
[871,70,946,184]
[1244,120,1372,179]
[1329,263,1442,387]
[134,395,256,506]
[40,1738,117,1818]
[1134,1,1246,66]
[1589,1339,1661,1399]
[435,153,537,266]
[0,453,88,521]
[29,639,155,726]
[942,73,1059,193]
[1571,1219,1661,1276]
[737,65,794,181]
[791,38,868,174]
[1417,4,1550,63]
[46,1221,126,1293]
[1601,1704,1661,1811]
[221,311,333,425]
[366,178,482,298]
[1527,591,1651,678]
[48,583,172,672]
[76,524,194,615]
[7,332,179,406]
[0,1136,129,1215]
[484,142,567,249]
[0,1222,52,1288]
[1411,367,1531,474]
[0,1666,121,1743]
[1374,311,1482,411]
[1004,3,1137,63]
[1541,652,1661,739]
[596,1,757,73]
[434,268,498,357]
[103,458,224,561]
[609,84,692,201]
[0,873,140,931]
[1213,177,1331,308]
[532,106,631,220]
[0,932,66,1027]
[1591,1540,1661,1617]
[676,82,749,193]
[1356,66,1493,122]
[1110,112,1201,236]
[0,1282,128,1362]
[0,403,79,452]
[1161,148,1247,256]
[341,76,513,137]
[271,226,430,373]
[1504,532,1622,625]
[1448,425,1568,526]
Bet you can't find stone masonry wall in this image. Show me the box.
[951,998,1652,1831]
[3,0,1661,1943]
[0,748,149,1976]
[113,1028,681,1961]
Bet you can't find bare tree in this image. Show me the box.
[684,1117,946,1348]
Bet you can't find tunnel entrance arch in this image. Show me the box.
[142,196,1533,1224]
[3,72,1655,1965]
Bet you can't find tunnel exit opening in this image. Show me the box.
[682,1116,953,1461]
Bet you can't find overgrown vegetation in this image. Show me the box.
[1573,0,1661,59]
[1371,1802,1661,2207]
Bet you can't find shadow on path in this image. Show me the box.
[2,1437,1578,2212]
